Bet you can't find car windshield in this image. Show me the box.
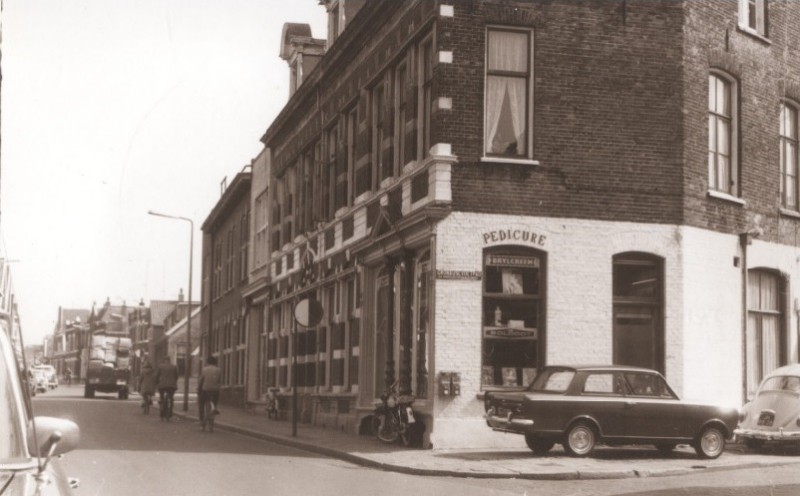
[529,369,575,393]
[0,332,28,463]
[759,375,800,394]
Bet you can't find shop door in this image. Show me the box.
[612,254,663,373]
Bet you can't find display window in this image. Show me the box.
[481,247,545,388]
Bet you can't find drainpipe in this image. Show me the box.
[739,232,749,406]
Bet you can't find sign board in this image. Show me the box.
[294,298,324,327]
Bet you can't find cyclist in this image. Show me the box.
[155,356,179,420]
[138,361,157,412]
[198,356,221,425]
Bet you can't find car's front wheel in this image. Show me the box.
[695,426,726,459]
[524,434,555,455]
[563,422,596,457]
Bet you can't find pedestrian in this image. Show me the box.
[138,361,157,409]
[155,356,179,420]
[198,356,221,424]
[65,367,72,386]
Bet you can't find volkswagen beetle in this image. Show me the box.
[735,364,800,449]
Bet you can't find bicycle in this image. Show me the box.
[202,397,215,432]
[159,390,174,421]
[141,392,153,415]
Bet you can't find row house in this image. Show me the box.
[50,307,90,379]
[200,169,252,407]
[239,0,800,450]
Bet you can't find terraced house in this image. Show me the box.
[249,0,800,449]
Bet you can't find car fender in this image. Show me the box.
[564,414,603,437]
[696,418,732,439]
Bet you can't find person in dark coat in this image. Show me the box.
[155,356,179,419]
[138,361,157,407]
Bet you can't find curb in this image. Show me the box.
[167,410,800,480]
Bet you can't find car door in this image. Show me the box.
[621,372,686,440]
[577,372,629,438]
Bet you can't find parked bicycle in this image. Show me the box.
[371,381,422,446]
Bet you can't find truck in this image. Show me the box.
[84,334,132,399]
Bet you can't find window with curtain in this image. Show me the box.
[485,28,531,158]
[739,0,768,36]
[708,73,738,196]
[781,102,799,210]
[746,270,783,397]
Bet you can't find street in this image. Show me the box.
[29,385,800,496]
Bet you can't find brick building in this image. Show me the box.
[201,169,252,407]
[251,0,800,449]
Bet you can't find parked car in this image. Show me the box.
[33,365,58,389]
[484,365,739,459]
[735,364,800,449]
[0,318,80,495]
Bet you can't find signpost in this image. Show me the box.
[291,297,323,437]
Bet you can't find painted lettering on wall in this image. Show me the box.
[482,229,547,246]
[436,270,482,280]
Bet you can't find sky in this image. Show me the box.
[1,0,327,345]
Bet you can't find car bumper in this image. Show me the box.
[735,428,800,442]
[485,411,535,433]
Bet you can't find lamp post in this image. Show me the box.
[148,210,194,413]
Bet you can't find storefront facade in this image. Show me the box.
[254,0,800,449]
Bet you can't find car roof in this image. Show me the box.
[764,364,800,378]
[544,364,659,373]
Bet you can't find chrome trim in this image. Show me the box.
[734,428,800,440]
[485,414,534,429]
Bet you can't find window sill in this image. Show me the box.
[480,156,540,166]
[780,208,800,219]
[736,24,772,45]
[707,190,746,206]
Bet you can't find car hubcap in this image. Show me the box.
[701,430,722,456]
[570,427,593,454]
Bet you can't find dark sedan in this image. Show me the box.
[484,365,739,459]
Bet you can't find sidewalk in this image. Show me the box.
[166,399,800,480]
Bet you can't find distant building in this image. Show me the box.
[51,307,91,379]
[200,169,251,407]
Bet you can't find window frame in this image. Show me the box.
[739,0,768,38]
[780,101,799,211]
[418,35,434,159]
[708,72,739,197]
[483,26,534,160]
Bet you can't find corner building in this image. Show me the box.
[259,0,800,449]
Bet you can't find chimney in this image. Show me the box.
[178,288,185,302]
[280,23,326,97]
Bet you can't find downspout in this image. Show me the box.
[739,232,749,406]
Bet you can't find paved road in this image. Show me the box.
[31,385,800,496]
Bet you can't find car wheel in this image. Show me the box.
[563,422,596,457]
[695,426,725,459]
[525,434,555,455]
[655,443,676,455]
[744,438,765,450]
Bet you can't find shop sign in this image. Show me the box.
[436,269,482,280]
[484,327,538,339]
[482,228,547,246]
[485,255,539,268]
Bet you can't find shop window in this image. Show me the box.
[485,27,531,158]
[482,247,544,388]
[414,251,430,398]
[613,253,664,373]
[746,269,785,397]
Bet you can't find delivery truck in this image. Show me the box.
[84,334,132,399]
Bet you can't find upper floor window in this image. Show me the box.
[345,107,357,206]
[780,102,799,210]
[419,38,434,158]
[708,73,738,196]
[372,82,386,185]
[254,191,268,268]
[739,0,768,37]
[485,28,532,158]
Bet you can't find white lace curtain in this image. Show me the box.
[486,30,528,155]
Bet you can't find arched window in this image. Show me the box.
[746,269,785,396]
[613,252,664,373]
[481,246,545,388]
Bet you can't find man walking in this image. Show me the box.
[155,356,179,420]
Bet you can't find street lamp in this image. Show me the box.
[148,210,194,413]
